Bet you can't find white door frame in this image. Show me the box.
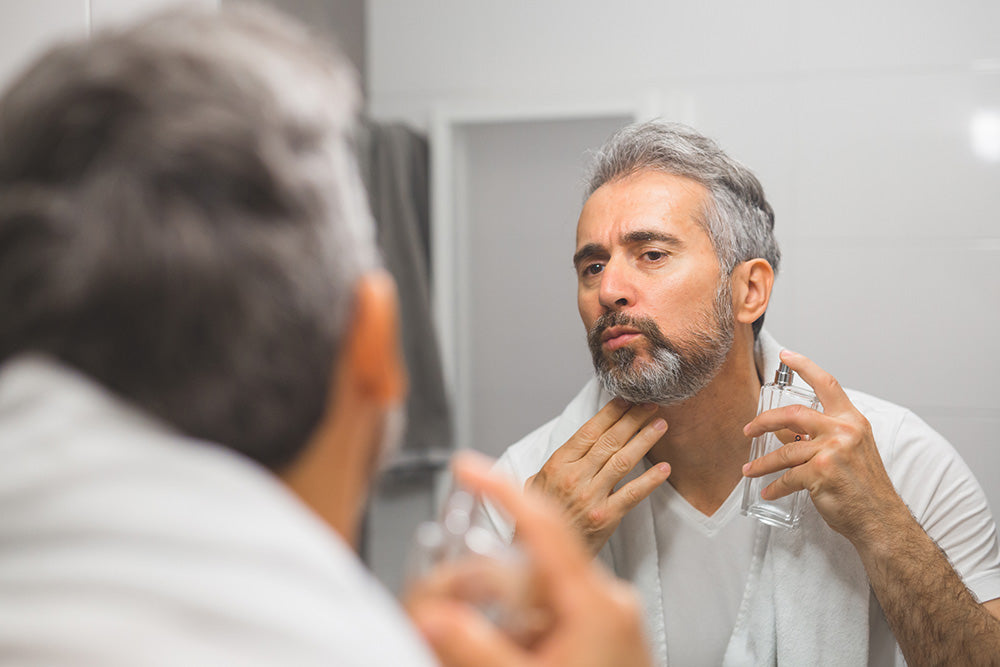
[429,94,668,461]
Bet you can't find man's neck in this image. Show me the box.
[645,333,762,516]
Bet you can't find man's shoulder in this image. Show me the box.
[840,386,965,485]
[840,385,945,442]
[841,385,930,446]
[843,386,913,423]
[0,358,438,666]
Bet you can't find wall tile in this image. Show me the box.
[794,70,1000,240]
[0,0,87,90]
[369,0,799,99]
[777,239,999,413]
[795,0,1000,71]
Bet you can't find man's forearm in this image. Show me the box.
[854,505,1000,666]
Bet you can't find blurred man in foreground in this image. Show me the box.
[0,7,649,666]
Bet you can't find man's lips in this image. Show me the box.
[601,326,642,351]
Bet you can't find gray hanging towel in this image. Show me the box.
[357,121,451,474]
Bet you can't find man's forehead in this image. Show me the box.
[575,171,709,243]
[574,206,706,252]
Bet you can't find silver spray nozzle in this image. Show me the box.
[774,362,794,387]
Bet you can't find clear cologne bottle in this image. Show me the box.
[741,362,822,529]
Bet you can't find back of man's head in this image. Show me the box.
[0,6,375,469]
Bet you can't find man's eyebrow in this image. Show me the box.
[572,243,606,269]
[621,230,683,246]
[572,231,683,269]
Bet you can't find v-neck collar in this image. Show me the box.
[651,475,747,537]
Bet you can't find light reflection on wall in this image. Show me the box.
[971,110,1000,163]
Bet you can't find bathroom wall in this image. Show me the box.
[0,0,219,93]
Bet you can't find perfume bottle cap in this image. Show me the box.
[774,362,794,386]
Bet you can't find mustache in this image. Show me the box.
[587,312,679,356]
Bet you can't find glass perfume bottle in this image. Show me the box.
[407,489,539,644]
[741,362,822,529]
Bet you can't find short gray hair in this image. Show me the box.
[587,121,780,337]
[0,6,376,468]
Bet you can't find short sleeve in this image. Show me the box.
[886,410,1000,604]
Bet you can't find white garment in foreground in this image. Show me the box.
[480,331,1000,666]
[0,356,437,667]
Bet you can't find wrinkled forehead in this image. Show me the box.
[575,171,712,247]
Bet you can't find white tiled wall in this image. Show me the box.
[0,0,219,93]
[368,1,1000,517]
[0,1,88,90]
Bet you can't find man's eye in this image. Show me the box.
[643,250,666,261]
[584,263,604,276]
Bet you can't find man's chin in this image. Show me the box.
[598,374,694,407]
[603,343,644,363]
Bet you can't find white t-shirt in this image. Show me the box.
[0,356,438,667]
[650,480,756,665]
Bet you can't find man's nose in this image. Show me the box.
[598,260,634,310]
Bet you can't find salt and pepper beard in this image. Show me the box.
[587,281,735,406]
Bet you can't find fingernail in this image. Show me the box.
[743,423,751,434]
[657,463,670,474]
[742,462,751,475]
[652,418,667,432]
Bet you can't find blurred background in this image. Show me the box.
[3,0,998,593]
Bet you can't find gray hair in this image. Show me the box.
[0,6,377,468]
[586,121,780,337]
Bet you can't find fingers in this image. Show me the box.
[410,598,527,667]
[744,402,828,440]
[592,415,667,491]
[607,461,671,515]
[579,402,659,474]
[554,397,631,461]
[761,466,809,501]
[779,350,852,414]
[742,438,817,478]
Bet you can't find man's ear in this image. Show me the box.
[341,270,406,405]
[731,259,774,326]
[279,270,405,546]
